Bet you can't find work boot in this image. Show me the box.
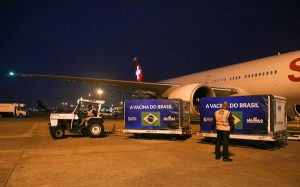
[223,158,233,162]
[215,155,221,160]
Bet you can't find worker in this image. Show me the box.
[86,105,97,117]
[80,105,96,127]
[212,101,235,162]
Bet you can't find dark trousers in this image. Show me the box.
[215,130,230,159]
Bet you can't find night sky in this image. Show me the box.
[1,1,299,108]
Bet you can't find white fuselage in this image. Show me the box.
[162,51,300,103]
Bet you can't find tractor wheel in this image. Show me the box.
[87,122,104,138]
[50,126,65,139]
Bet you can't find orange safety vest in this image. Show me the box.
[215,109,231,131]
[87,109,94,117]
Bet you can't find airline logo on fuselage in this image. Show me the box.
[136,65,143,81]
[288,58,300,82]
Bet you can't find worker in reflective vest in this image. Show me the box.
[212,101,235,162]
[80,105,96,127]
[87,105,95,117]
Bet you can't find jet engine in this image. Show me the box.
[168,83,216,121]
[294,105,300,116]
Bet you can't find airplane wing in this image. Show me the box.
[12,73,178,95]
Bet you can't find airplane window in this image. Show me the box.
[248,75,250,78]
[255,73,257,77]
[251,74,254,77]
[262,72,265,76]
[258,73,261,76]
[266,72,269,75]
[245,75,247,78]
[239,76,240,79]
[275,70,277,74]
[270,71,273,75]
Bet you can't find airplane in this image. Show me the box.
[8,50,300,121]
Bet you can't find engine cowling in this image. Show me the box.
[295,105,300,116]
[168,83,215,121]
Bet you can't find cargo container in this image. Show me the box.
[200,95,287,141]
[123,99,190,136]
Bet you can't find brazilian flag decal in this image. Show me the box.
[231,111,243,130]
[141,112,160,126]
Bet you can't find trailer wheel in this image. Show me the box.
[169,134,178,141]
[133,133,140,139]
[18,114,23,117]
[50,126,65,139]
[87,122,104,138]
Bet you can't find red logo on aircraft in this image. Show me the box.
[136,65,143,81]
[133,57,144,82]
[288,58,300,82]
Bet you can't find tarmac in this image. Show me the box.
[0,113,300,187]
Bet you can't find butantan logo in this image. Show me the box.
[128,117,137,121]
[141,112,160,126]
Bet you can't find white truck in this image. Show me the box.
[0,103,28,117]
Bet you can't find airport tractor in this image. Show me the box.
[49,98,105,139]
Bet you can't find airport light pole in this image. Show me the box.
[97,89,103,99]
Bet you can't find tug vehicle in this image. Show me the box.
[49,98,105,139]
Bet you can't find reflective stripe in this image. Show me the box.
[215,109,230,131]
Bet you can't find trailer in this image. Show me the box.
[0,103,29,117]
[123,99,190,137]
[200,95,287,141]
